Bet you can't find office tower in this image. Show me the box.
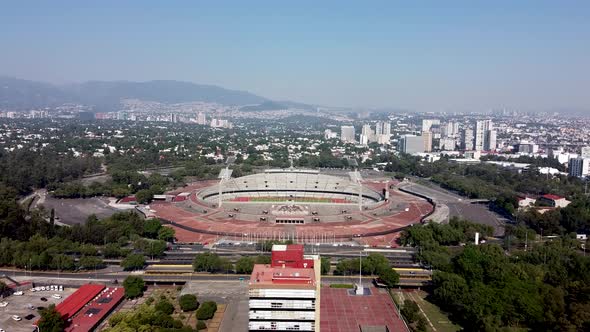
[581,146,590,159]
[569,157,590,177]
[461,128,475,150]
[399,135,424,154]
[340,126,356,143]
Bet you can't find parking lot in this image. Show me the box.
[0,286,75,332]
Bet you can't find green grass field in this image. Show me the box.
[247,196,334,203]
[392,290,461,332]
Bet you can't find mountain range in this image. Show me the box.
[0,76,307,112]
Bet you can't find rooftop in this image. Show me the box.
[249,264,316,288]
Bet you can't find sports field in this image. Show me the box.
[232,196,351,203]
[392,290,461,332]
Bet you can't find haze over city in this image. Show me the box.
[2,0,590,113]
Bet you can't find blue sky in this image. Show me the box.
[1,1,589,111]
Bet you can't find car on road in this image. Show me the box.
[14,290,24,296]
[12,315,22,321]
[1,328,6,332]
[0,301,8,307]
[51,294,62,299]
[40,297,48,302]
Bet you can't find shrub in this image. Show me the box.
[155,299,175,315]
[329,283,354,289]
[179,294,199,312]
[123,276,145,299]
[196,301,217,320]
[197,320,207,330]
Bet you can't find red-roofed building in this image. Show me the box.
[36,284,105,328]
[249,245,321,331]
[271,244,314,269]
[539,194,571,208]
[65,287,125,332]
[118,196,137,204]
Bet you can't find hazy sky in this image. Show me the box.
[1,1,589,112]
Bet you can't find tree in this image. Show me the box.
[321,256,331,275]
[143,219,162,238]
[196,301,217,320]
[235,256,255,274]
[78,255,104,270]
[378,267,399,288]
[135,189,153,204]
[158,226,175,242]
[401,299,420,323]
[155,299,175,315]
[121,253,146,271]
[38,304,65,332]
[123,276,145,299]
[179,294,199,312]
[193,253,228,273]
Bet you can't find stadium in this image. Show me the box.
[150,169,433,247]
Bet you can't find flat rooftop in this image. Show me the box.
[320,287,408,332]
[249,264,316,289]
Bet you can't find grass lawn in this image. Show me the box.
[392,290,461,332]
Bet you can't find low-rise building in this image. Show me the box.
[538,194,571,208]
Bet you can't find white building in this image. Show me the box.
[475,120,494,151]
[422,119,440,132]
[340,126,356,143]
[324,129,337,140]
[581,146,590,159]
[461,128,475,150]
[399,135,424,154]
[248,245,320,332]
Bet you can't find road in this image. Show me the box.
[402,180,508,236]
[1,267,428,287]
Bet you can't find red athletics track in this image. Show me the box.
[152,180,432,247]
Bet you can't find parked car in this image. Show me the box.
[0,301,8,307]
[51,294,62,299]
[40,297,47,302]
[14,291,24,296]
[12,315,22,321]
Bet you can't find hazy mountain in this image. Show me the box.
[0,77,268,111]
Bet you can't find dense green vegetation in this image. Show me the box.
[401,300,428,332]
[123,276,145,299]
[179,294,199,312]
[402,222,590,331]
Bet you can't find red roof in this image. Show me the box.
[56,284,105,320]
[65,287,125,332]
[541,194,564,201]
[119,196,136,203]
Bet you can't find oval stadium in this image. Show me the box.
[149,169,433,247]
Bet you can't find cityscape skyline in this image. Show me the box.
[1,1,590,113]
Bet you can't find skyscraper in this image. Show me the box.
[461,128,475,150]
[197,112,206,125]
[475,120,494,151]
[581,146,590,159]
[340,126,356,143]
[422,131,433,152]
[422,119,440,132]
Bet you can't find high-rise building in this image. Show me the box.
[399,135,424,154]
[340,126,356,143]
[486,130,497,151]
[324,129,337,140]
[461,128,475,150]
[248,245,320,332]
[422,119,440,132]
[382,122,391,136]
[423,131,433,152]
[197,112,206,125]
[581,146,590,159]
[569,157,590,178]
[474,120,493,151]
